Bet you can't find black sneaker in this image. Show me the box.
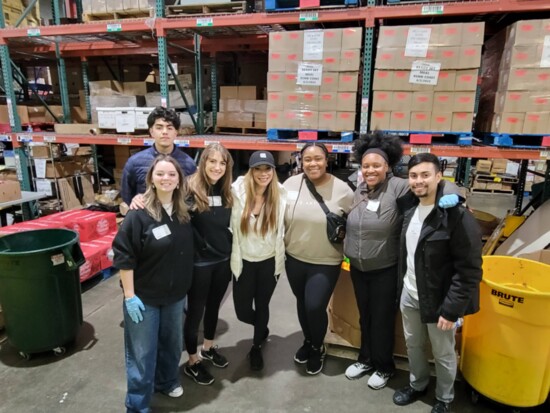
[248,345,264,371]
[306,344,326,375]
[200,346,229,368]
[184,361,214,386]
[293,340,311,364]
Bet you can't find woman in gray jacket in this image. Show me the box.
[343,132,460,390]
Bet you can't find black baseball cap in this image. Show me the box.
[249,151,275,168]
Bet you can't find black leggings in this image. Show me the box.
[233,258,278,347]
[285,254,341,349]
[350,265,398,374]
[183,260,231,355]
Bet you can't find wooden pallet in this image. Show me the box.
[83,8,153,22]
[166,1,246,17]
[216,126,266,135]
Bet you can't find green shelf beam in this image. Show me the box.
[194,33,204,134]
[360,0,375,135]
[53,0,71,123]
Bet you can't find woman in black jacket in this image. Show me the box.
[183,143,234,386]
[113,154,194,412]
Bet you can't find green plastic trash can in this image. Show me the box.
[0,229,85,358]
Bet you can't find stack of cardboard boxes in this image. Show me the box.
[81,0,153,15]
[0,210,117,282]
[472,158,518,193]
[217,86,267,130]
[372,22,484,133]
[2,0,40,27]
[267,28,362,132]
[525,160,548,192]
[476,19,550,135]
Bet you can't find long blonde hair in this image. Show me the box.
[188,143,234,213]
[240,168,280,237]
[143,154,190,223]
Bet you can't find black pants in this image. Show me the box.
[350,264,398,374]
[233,258,278,347]
[183,259,231,354]
[285,254,341,349]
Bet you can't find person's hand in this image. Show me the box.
[129,194,145,210]
[438,194,459,209]
[125,296,145,323]
[437,316,455,331]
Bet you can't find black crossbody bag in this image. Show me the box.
[304,177,347,244]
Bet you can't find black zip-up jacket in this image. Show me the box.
[113,208,194,306]
[190,183,232,264]
[397,183,483,323]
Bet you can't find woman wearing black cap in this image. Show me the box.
[343,132,460,390]
[230,150,286,371]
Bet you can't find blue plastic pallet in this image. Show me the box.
[482,133,550,148]
[265,0,358,12]
[267,128,354,142]
[379,130,474,145]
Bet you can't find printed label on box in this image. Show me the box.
[541,36,550,68]
[297,63,323,86]
[409,61,441,85]
[36,179,53,196]
[405,27,432,57]
[35,158,47,179]
[303,31,324,60]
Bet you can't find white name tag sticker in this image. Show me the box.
[287,191,299,202]
[152,224,171,240]
[209,195,222,207]
[367,200,380,212]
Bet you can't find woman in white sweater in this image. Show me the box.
[230,151,286,371]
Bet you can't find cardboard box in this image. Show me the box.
[453,92,476,112]
[389,111,410,131]
[431,112,453,132]
[439,23,463,46]
[338,72,359,92]
[270,30,303,51]
[435,70,457,91]
[323,29,343,52]
[335,112,355,131]
[451,112,474,132]
[301,92,318,111]
[318,112,337,130]
[285,51,303,72]
[434,92,454,112]
[318,92,337,112]
[372,91,393,111]
[528,91,550,112]
[322,52,340,72]
[339,49,361,71]
[370,111,391,130]
[123,81,158,96]
[242,100,268,114]
[320,72,339,92]
[283,92,301,110]
[457,45,482,69]
[375,47,398,69]
[283,73,298,91]
[254,113,266,129]
[341,28,362,49]
[297,111,319,129]
[507,20,543,46]
[476,160,492,173]
[266,111,284,129]
[267,92,283,111]
[31,145,53,159]
[134,108,155,129]
[0,180,22,203]
[45,161,78,178]
[372,70,392,90]
[490,112,525,134]
[462,22,485,45]
[503,44,541,68]
[377,25,408,48]
[267,72,284,91]
[495,91,529,113]
[89,80,123,96]
[393,70,412,90]
[518,249,550,265]
[268,51,286,72]
[437,46,459,69]
[410,112,431,131]
[454,70,478,91]
[392,91,412,111]
[412,92,433,111]
[336,92,356,112]
[523,112,550,134]
[220,86,238,99]
[238,86,259,100]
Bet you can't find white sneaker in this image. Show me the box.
[345,362,374,380]
[367,371,394,390]
[166,385,184,398]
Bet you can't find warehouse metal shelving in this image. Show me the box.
[1,0,550,172]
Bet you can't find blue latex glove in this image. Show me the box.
[125,296,145,323]
[438,194,459,209]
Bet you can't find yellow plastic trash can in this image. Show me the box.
[460,256,550,408]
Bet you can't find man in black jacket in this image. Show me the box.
[393,153,482,413]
